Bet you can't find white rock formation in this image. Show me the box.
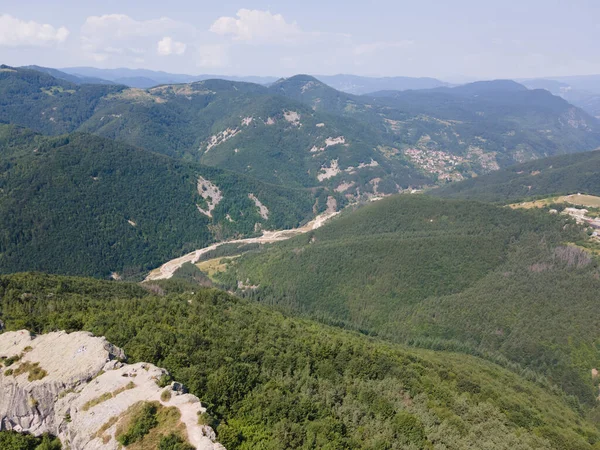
[0,330,224,450]
[248,193,269,220]
[317,159,341,181]
[283,111,301,126]
[197,177,223,218]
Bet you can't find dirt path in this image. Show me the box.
[144,210,340,281]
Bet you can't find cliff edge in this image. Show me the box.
[0,330,224,450]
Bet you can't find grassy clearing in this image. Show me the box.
[508,196,563,209]
[564,194,600,208]
[115,401,190,450]
[196,256,239,278]
[509,194,600,210]
[41,86,76,96]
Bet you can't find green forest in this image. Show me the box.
[0,125,319,277]
[213,195,600,403]
[2,272,600,449]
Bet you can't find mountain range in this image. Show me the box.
[4,66,600,195]
[5,62,600,449]
[27,65,600,119]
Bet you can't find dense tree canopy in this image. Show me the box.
[2,273,599,449]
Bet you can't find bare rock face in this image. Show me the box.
[0,330,224,450]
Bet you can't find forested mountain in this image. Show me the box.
[2,272,600,449]
[0,66,429,195]
[211,194,600,403]
[5,60,600,449]
[21,65,116,86]
[0,125,319,278]
[60,66,279,88]
[273,75,600,178]
[521,77,600,119]
[435,148,600,202]
[4,66,600,197]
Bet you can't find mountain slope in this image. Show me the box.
[0,65,123,134]
[0,66,431,194]
[21,65,115,85]
[521,78,600,119]
[61,66,279,88]
[273,75,600,178]
[434,149,600,202]
[213,194,600,403]
[0,126,318,278]
[3,66,600,193]
[1,272,599,449]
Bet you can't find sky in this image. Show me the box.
[0,0,599,80]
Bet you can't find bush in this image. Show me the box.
[158,433,194,450]
[117,402,158,446]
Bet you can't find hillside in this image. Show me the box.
[21,65,116,86]
[60,66,278,88]
[0,66,430,195]
[272,75,600,178]
[211,194,600,403]
[4,66,600,195]
[0,125,318,278]
[520,78,600,119]
[2,272,600,449]
[435,148,600,202]
[0,66,123,135]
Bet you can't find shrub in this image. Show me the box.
[158,433,194,450]
[117,402,159,446]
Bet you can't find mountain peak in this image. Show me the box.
[271,74,329,93]
[449,79,528,95]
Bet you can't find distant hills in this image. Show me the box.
[272,75,600,175]
[19,65,600,118]
[4,65,600,194]
[521,76,600,118]
[21,65,116,86]
[52,67,451,93]
[60,66,279,88]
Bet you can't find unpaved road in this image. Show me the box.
[145,210,340,281]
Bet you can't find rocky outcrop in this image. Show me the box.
[0,330,224,450]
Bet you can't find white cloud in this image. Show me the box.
[157,37,186,56]
[81,14,194,62]
[0,14,69,47]
[81,14,188,39]
[210,9,302,42]
[354,40,414,56]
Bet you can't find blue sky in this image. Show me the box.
[1,0,599,80]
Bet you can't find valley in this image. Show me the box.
[145,208,341,281]
[3,61,600,449]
